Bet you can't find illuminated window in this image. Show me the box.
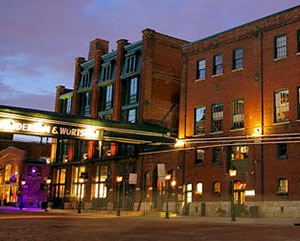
[213,181,221,193]
[277,178,288,195]
[196,182,203,195]
[274,89,289,122]
[54,168,66,198]
[274,35,287,58]
[93,165,108,199]
[122,108,137,123]
[212,103,223,132]
[232,99,244,129]
[233,48,243,70]
[230,146,249,161]
[228,146,249,174]
[4,164,12,182]
[72,166,86,198]
[213,54,223,75]
[212,147,221,164]
[197,59,206,79]
[195,149,204,166]
[194,107,205,134]
[277,143,287,159]
[186,183,192,203]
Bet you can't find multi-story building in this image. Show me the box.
[52,29,188,211]
[179,5,300,217]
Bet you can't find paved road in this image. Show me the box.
[1,210,300,241]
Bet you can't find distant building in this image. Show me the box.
[0,139,50,207]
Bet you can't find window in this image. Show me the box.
[79,91,92,116]
[56,139,69,163]
[228,146,249,174]
[194,107,205,134]
[274,35,287,58]
[297,30,300,53]
[93,165,108,199]
[72,166,86,198]
[186,183,192,203]
[212,103,223,132]
[196,182,203,195]
[66,98,72,114]
[212,147,221,164]
[126,56,136,73]
[122,108,137,123]
[103,65,111,81]
[232,99,244,129]
[233,48,243,69]
[54,168,66,198]
[277,178,288,195]
[80,70,93,89]
[213,54,223,75]
[195,149,204,166]
[100,85,113,111]
[213,181,221,193]
[122,77,139,105]
[274,89,289,122]
[277,143,287,159]
[74,140,89,161]
[4,164,12,182]
[197,60,206,79]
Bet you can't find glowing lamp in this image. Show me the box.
[116,176,123,183]
[21,180,26,186]
[165,174,171,181]
[175,139,185,148]
[171,180,176,187]
[46,178,51,185]
[252,127,262,137]
[229,169,237,177]
[79,177,85,184]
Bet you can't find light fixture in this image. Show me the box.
[46,178,51,185]
[116,176,123,183]
[252,127,262,137]
[171,180,176,187]
[21,180,26,186]
[165,174,171,181]
[229,168,237,177]
[175,139,185,148]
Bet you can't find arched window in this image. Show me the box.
[4,164,12,182]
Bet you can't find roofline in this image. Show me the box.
[182,4,300,48]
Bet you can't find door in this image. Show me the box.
[233,181,246,216]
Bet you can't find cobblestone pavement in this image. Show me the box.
[1,210,300,241]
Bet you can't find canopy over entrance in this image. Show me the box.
[0,105,175,145]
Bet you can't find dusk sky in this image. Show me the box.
[1,0,300,111]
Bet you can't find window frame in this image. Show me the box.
[195,149,204,166]
[92,165,108,199]
[274,89,289,123]
[277,178,288,196]
[194,107,206,135]
[232,99,244,129]
[212,147,221,164]
[213,54,223,75]
[196,59,206,79]
[213,181,221,194]
[233,48,243,70]
[211,103,224,132]
[277,143,287,159]
[274,34,287,59]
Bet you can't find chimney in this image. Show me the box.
[88,38,109,60]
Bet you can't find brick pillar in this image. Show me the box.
[72,57,85,115]
[140,29,155,124]
[113,39,128,121]
[88,38,109,61]
[55,85,66,113]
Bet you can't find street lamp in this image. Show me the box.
[78,177,84,213]
[45,178,51,212]
[165,174,176,219]
[116,176,123,216]
[229,168,237,222]
[19,179,26,210]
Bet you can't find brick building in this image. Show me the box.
[179,5,300,217]
[52,29,188,211]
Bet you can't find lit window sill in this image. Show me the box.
[273,56,287,62]
[210,131,224,135]
[195,78,205,82]
[272,121,290,126]
[212,73,223,78]
[230,128,245,132]
[296,52,300,56]
[232,67,244,72]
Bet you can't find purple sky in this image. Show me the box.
[1,0,300,111]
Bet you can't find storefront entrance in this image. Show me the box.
[233,181,246,216]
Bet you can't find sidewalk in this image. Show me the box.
[1,206,300,226]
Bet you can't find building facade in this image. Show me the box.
[179,5,300,217]
[52,29,188,211]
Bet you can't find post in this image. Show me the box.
[78,177,84,214]
[231,179,236,222]
[166,180,170,219]
[116,176,123,216]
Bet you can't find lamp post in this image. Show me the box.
[78,177,84,214]
[19,179,26,210]
[229,168,237,222]
[165,174,176,219]
[116,176,123,216]
[45,178,51,212]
